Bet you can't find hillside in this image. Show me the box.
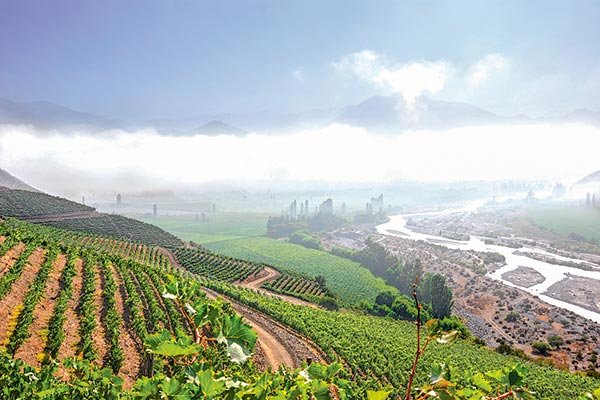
[576,170,600,185]
[41,214,183,248]
[205,236,394,304]
[0,215,599,397]
[0,168,39,192]
[0,97,119,131]
[0,186,183,247]
[0,187,94,218]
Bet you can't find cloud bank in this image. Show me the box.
[1,123,599,197]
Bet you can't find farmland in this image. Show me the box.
[0,221,187,385]
[527,205,600,243]
[42,214,183,247]
[135,212,269,244]
[208,280,600,399]
[0,187,94,217]
[205,236,393,304]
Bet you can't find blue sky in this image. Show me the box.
[1,0,599,119]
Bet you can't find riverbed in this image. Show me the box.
[376,205,600,323]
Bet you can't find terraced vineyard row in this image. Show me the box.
[42,214,183,247]
[262,273,325,298]
[0,221,188,384]
[0,187,94,217]
[205,280,600,400]
[2,219,174,270]
[173,247,263,282]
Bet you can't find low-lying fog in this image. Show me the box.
[2,122,599,197]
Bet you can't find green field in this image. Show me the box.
[527,205,600,243]
[205,236,393,304]
[210,281,600,399]
[135,212,269,244]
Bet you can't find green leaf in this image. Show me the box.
[472,373,493,393]
[197,370,225,398]
[367,390,391,400]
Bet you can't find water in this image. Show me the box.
[376,204,600,323]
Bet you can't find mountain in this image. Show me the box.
[191,120,247,136]
[334,95,505,133]
[544,108,600,126]
[576,170,600,186]
[0,167,39,192]
[0,97,119,131]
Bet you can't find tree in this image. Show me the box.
[586,193,591,208]
[418,273,453,319]
[386,258,423,296]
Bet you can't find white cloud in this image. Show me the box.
[374,61,451,105]
[1,123,599,196]
[333,50,515,106]
[333,50,452,105]
[466,53,510,87]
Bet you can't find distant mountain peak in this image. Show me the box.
[192,120,246,136]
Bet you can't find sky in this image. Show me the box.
[1,1,599,196]
[1,0,599,119]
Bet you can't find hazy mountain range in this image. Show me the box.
[0,167,39,192]
[1,95,599,135]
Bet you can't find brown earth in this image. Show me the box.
[111,263,143,388]
[0,248,46,347]
[14,253,67,366]
[57,259,83,366]
[0,242,26,276]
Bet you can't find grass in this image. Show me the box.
[205,236,393,304]
[526,205,600,243]
[135,212,270,244]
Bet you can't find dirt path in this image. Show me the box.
[111,263,143,387]
[240,267,316,308]
[204,288,325,370]
[242,266,280,289]
[20,211,101,223]
[90,263,109,366]
[0,248,46,347]
[161,247,326,369]
[57,259,83,362]
[0,243,26,276]
[14,253,67,366]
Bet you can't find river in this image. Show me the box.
[376,203,600,323]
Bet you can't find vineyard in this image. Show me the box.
[173,247,263,282]
[0,220,187,385]
[205,279,600,399]
[205,236,392,304]
[262,273,326,299]
[0,187,94,217]
[42,214,183,247]
[2,218,175,270]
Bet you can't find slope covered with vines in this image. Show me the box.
[0,187,94,217]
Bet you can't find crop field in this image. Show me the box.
[136,212,269,244]
[0,188,94,217]
[209,280,600,399]
[0,221,187,384]
[263,273,326,299]
[205,237,393,304]
[41,214,183,248]
[173,247,263,282]
[526,205,600,243]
